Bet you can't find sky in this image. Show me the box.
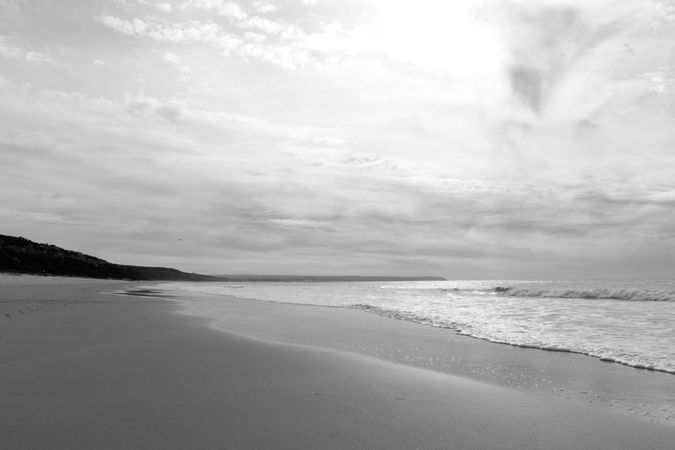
[0,0,674,278]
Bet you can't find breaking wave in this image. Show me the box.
[492,286,675,302]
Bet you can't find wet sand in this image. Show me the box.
[2,275,675,449]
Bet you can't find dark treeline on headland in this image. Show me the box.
[0,235,227,281]
[0,234,446,282]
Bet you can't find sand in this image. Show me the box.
[2,275,675,449]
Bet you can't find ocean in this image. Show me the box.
[160,279,675,375]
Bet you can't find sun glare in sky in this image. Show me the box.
[372,0,504,76]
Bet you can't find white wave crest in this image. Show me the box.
[493,286,675,302]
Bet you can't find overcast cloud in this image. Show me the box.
[1,0,674,278]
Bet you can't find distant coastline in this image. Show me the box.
[0,234,445,282]
[213,274,446,282]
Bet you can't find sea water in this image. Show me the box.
[161,279,675,375]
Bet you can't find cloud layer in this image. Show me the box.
[0,0,674,278]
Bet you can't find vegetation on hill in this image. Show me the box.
[0,235,228,281]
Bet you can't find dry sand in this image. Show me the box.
[2,275,675,449]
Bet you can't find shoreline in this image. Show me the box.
[161,284,675,426]
[358,302,675,376]
[163,279,675,376]
[2,275,675,449]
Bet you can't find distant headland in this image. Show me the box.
[0,234,228,281]
[0,234,446,282]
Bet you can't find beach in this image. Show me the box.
[2,275,675,449]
